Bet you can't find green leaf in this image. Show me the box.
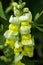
[34,11,43,21]
[0,35,5,45]
[33,23,43,32]
[34,13,40,21]
[0,1,7,20]
[5,6,12,13]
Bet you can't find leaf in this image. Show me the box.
[0,1,7,20]
[34,13,40,21]
[5,5,12,13]
[34,11,43,21]
[0,35,5,45]
[33,23,43,32]
[35,26,43,32]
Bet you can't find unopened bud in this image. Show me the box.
[12,2,18,7]
[23,8,29,13]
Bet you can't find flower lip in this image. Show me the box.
[19,11,32,22]
[20,25,31,34]
[9,15,19,25]
[4,30,18,40]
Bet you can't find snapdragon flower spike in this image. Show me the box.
[4,1,34,65]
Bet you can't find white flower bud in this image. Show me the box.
[14,10,21,16]
[12,2,18,7]
[13,7,16,11]
[23,8,29,13]
[17,5,22,9]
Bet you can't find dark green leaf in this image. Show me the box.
[0,1,7,20]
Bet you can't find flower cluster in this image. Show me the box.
[4,1,34,65]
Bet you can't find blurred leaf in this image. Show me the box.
[34,11,43,21]
[34,25,43,32]
[0,35,5,45]
[35,14,43,24]
[0,1,7,20]
[34,13,40,21]
[5,5,12,13]
[32,22,43,32]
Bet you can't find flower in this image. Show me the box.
[5,39,15,48]
[9,24,18,32]
[4,1,34,64]
[19,11,32,22]
[14,41,20,48]
[4,30,18,40]
[21,34,31,40]
[22,46,34,57]
[21,36,34,46]
[16,61,25,65]
[14,47,22,55]
[9,16,19,25]
[21,21,29,26]
[20,25,31,34]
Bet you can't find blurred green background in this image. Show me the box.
[0,0,43,65]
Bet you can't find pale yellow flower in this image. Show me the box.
[14,48,22,55]
[4,30,18,40]
[20,25,31,34]
[5,39,15,48]
[21,21,29,26]
[22,34,31,40]
[22,46,34,57]
[9,24,18,32]
[21,35,34,46]
[16,61,25,65]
